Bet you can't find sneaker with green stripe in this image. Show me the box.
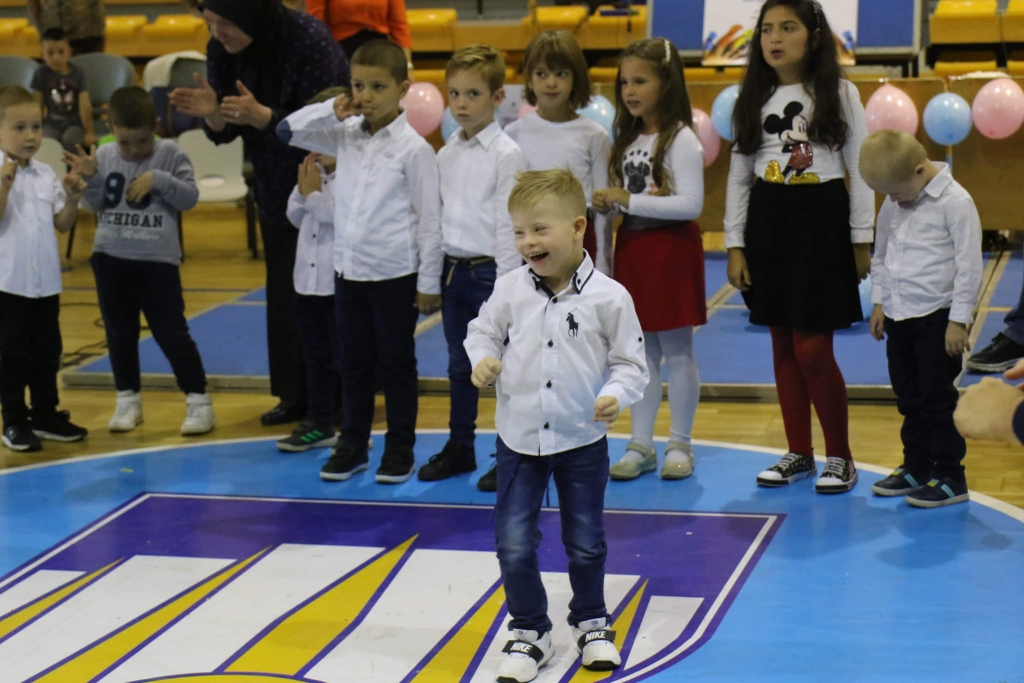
[276,421,338,452]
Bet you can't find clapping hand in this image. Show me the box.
[62,172,87,198]
[63,144,98,178]
[0,155,16,191]
[169,73,220,118]
[297,154,322,197]
[220,81,272,129]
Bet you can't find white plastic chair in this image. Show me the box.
[34,137,66,180]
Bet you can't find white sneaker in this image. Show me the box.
[108,390,143,432]
[815,456,858,494]
[572,617,621,671]
[181,393,215,435]
[496,629,553,683]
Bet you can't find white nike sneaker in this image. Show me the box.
[572,617,621,671]
[496,629,553,683]
[108,390,143,432]
[181,393,215,436]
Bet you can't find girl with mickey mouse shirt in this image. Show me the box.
[593,37,705,482]
[724,0,873,494]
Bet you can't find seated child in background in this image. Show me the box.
[277,86,348,454]
[65,86,215,436]
[860,129,982,508]
[465,168,649,682]
[31,28,95,152]
[0,85,88,452]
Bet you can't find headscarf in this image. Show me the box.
[200,0,290,106]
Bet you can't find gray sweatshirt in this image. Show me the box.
[82,139,199,266]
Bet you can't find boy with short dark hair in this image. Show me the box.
[465,168,649,682]
[65,86,214,436]
[278,39,442,484]
[31,28,95,151]
[860,129,983,508]
[0,85,88,452]
[416,44,526,487]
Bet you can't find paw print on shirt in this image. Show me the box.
[624,148,652,194]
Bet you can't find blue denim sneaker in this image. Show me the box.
[871,467,926,497]
[906,477,969,508]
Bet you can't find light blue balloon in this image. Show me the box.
[858,274,873,321]
[578,94,616,140]
[923,93,973,146]
[441,107,459,141]
[711,84,740,141]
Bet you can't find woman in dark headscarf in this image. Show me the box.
[171,0,349,426]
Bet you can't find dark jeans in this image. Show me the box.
[91,252,206,395]
[260,210,307,407]
[0,291,61,426]
[294,293,341,425]
[339,29,387,61]
[442,257,496,446]
[886,308,966,482]
[335,273,418,451]
[495,436,610,634]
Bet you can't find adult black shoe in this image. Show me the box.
[418,438,476,481]
[31,411,88,442]
[320,442,369,481]
[476,458,498,492]
[260,401,304,426]
[376,446,415,484]
[965,333,1024,373]
[2,423,42,452]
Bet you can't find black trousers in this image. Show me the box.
[294,293,342,426]
[91,252,206,395]
[335,273,418,451]
[259,210,307,407]
[886,308,966,482]
[0,291,61,426]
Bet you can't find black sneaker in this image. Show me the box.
[418,438,476,481]
[320,442,368,481]
[755,453,816,487]
[376,446,415,484]
[477,458,497,492]
[260,401,304,426]
[965,333,1024,373]
[277,422,337,452]
[815,456,858,494]
[2,423,42,452]
[906,477,970,508]
[871,467,926,497]
[31,411,88,442]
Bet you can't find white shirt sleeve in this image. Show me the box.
[840,80,875,241]
[597,290,650,411]
[408,142,443,295]
[947,197,984,325]
[869,198,893,305]
[277,100,348,156]
[627,128,704,221]
[464,276,511,371]
[723,150,756,249]
[286,185,306,229]
[495,146,527,278]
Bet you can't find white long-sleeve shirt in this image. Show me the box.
[870,163,982,324]
[438,120,526,277]
[0,155,65,298]
[505,113,614,274]
[617,126,704,229]
[464,253,649,456]
[278,102,443,295]
[286,167,336,297]
[723,80,874,249]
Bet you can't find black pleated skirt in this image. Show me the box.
[740,179,863,331]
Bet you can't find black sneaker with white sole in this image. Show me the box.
[418,438,476,481]
[965,333,1024,373]
[906,477,969,508]
[871,467,926,497]
[320,442,368,481]
[277,422,337,452]
[31,411,88,442]
[376,446,415,484]
[756,452,817,487]
[815,456,858,494]
[3,423,42,452]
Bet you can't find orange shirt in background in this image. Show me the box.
[306,0,412,48]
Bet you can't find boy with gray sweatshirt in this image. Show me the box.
[66,86,214,436]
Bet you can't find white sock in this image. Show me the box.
[662,327,700,447]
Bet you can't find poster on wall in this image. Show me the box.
[702,0,858,67]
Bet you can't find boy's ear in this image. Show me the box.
[493,86,506,107]
[573,215,588,239]
[398,79,412,100]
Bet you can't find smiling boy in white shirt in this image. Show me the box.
[861,130,982,508]
[465,168,648,683]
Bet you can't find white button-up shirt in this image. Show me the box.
[278,103,443,295]
[870,163,982,324]
[465,253,649,456]
[286,169,336,297]
[438,120,526,277]
[0,155,65,298]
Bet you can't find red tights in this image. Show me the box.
[769,326,851,459]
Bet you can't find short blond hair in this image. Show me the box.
[860,130,928,190]
[446,45,506,94]
[508,168,587,217]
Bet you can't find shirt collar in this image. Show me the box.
[454,119,501,149]
[922,162,953,199]
[360,110,408,137]
[529,252,596,298]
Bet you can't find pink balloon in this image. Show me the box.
[865,84,919,135]
[691,108,720,167]
[400,82,445,136]
[972,78,1024,140]
[518,102,537,119]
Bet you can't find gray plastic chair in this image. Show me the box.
[167,57,206,89]
[69,53,136,137]
[0,55,39,89]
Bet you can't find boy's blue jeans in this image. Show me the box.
[495,436,610,634]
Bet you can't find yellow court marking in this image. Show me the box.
[568,580,648,682]
[226,536,418,676]
[411,584,507,682]
[33,549,269,683]
[0,560,123,642]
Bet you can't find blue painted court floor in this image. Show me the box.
[2,432,1022,682]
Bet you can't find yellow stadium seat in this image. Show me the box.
[407,8,457,52]
[0,18,29,42]
[142,14,206,39]
[1007,50,1024,75]
[523,6,588,35]
[18,24,40,45]
[1004,0,1024,42]
[930,0,1000,45]
[577,4,647,50]
[105,15,146,40]
[588,66,618,84]
[933,51,1000,76]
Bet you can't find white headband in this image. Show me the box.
[663,39,672,64]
